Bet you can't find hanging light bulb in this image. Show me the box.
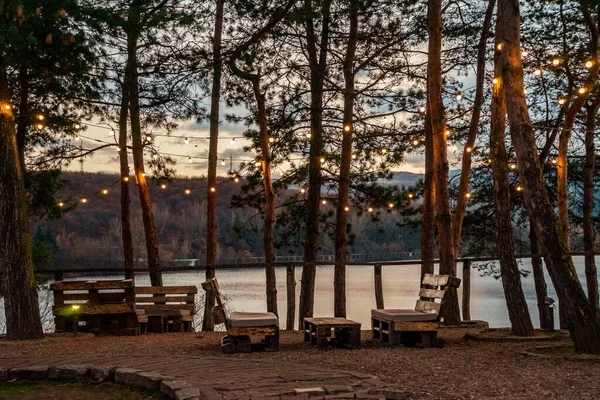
[185,189,191,195]
[306,132,312,139]
[351,153,357,160]
[230,138,236,144]
[388,203,394,209]
[492,78,499,85]
[524,88,528,95]
[344,206,350,211]
[255,161,262,167]
[419,106,426,113]
[36,114,45,121]
[322,199,327,205]
[161,184,167,189]
[58,202,64,207]
[412,139,420,147]
[343,125,351,132]
[552,58,561,66]
[3,104,11,111]
[455,93,463,101]
[102,189,108,195]
[586,60,594,69]
[516,185,523,192]
[300,188,306,194]
[496,43,503,51]
[269,136,275,143]
[188,157,193,163]
[466,147,473,153]
[510,163,517,170]
[466,192,472,199]
[408,193,414,199]
[221,159,226,166]
[534,69,542,76]
[320,157,326,163]
[184,137,189,145]
[368,207,374,213]
[578,87,587,95]
[234,177,240,183]
[36,123,45,131]
[81,198,88,203]
[380,147,388,154]
[123,176,129,182]
[558,98,566,105]
[444,129,450,138]
[73,123,81,129]
[522,50,529,57]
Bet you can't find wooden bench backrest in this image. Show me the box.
[415,274,461,320]
[134,286,198,314]
[201,277,230,330]
[50,279,135,316]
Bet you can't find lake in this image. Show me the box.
[1,256,598,332]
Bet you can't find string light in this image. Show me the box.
[254,161,262,167]
[210,187,216,192]
[300,188,306,194]
[516,185,523,192]
[3,104,11,110]
[586,60,594,69]
[351,153,357,160]
[269,136,275,143]
[408,193,414,199]
[161,184,167,189]
[73,123,81,129]
[123,177,129,182]
[36,123,45,131]
[578,87,587,95]
[220,159,226,166]
[184,137,189,145]
[368,207,374,213]
[344,125,351,132]
[552,58,561,66]
[455,93,463,101]
[444,129,450,138]
[412,139,420,147]
[81,198,88,203]
[344,206,350,211]
[388,203,394,208]
[522,50,529,57]
[185,189,191,195]
[322,199,327,205]
[466,147,473,153]
[510,163,517,170]
[36,114,45,121]
[102,189,108,195]
[492,78,499,85]
[380,147,388,154]
[58,202,64,207]
[320,157,326,163]
[534,69,542,76]
[496,43,503,51]
[306,132,312,139]
[419,106,426,114]
[524,88,528,94]
[234,177,239,183]
[466,192,472,199]
[558,98,566,105]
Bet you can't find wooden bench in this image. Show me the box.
[50,279,137,335]
[303,317,361,349]
[135,286,197,333]
[202,277,279,353]
[371,273,461,347]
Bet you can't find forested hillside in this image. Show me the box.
[33,172,421,270]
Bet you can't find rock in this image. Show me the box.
[135,371,169,391]
[89,366,114,382]
[114,368,142,386]
[48,365,90,381]
[161,380,194,398]
[9,366,48,380]
[324,385,355,394]
[175,386,200,400]
[0,369,9,381]
[294,387,327,396]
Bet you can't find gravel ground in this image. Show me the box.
[1,328,599,399]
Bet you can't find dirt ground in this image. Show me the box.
[1,328,599,399]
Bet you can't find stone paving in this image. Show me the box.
[0,355,417,399]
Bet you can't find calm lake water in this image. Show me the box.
[1,256,598,332]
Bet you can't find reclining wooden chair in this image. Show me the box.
[371,273,460,347]
[202,277,279,353]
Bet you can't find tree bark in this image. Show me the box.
[497,0,600,353]
[299,0,331,326]
[583,101,599,317]
[334,0,359,318]
[490,44,534,336]
[126,9,162,286]
[119,61,135,281]
[420,105,435,280]
[16,64,28,174]
[252,76,278,316]
[428,0,459,325]
[203,0,225,331]
[0,55,44,340]
[453,0,495,255]
[286,265,296,329]
[529,227,553,329]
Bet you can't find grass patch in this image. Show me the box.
[0,381,169,400]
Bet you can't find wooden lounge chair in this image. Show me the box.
[371,273,461,347]
[202,277,279,353]
[135,286,197,333]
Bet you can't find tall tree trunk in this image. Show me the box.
[252,76,278,316]
[584,101,599,317]
[334,0,358,318]
[497,0,600,353]
[452,0,495,255]
[428,0,459,325]
[16,64,28,174]
[119,66,134,281]
[490,45,534,336]
[299,0,331,326]
[529,227,553,329]
[127,25,162,286]
[203,0,225,332]
[0,55,43,340]
[420,107,435,279]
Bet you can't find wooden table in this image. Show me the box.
[303,317,361,349]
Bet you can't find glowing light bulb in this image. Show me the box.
[552,58,560,66]
[444,129,450,137]
[306,132,312,139]
[300,188,306,194]
[466,147,473,153]
[123,176,129,182]
[161,184,166,189]
[37,114,44,121]
[145,135,152,142]
[586,60,594,69]
[322,199,327,205]
[73,123,81,129]
[522,50,529,57]
[255,161,262,167]
[516,185,523,192]
[269,136,275,143]
[142,173,145,177]
[351,153,357,160]
[152,154,158,159]
[381,147,388,154]
[412,139,420,147]
[188,157,193,163]
[496,43,503,51]
[234,177,239,183]
[368,207,373,213]
[185,189,191,195]
[534,69,542,76]
[408,193,414,199]
[388,203,394,209]
[36,123,44,130]
[102,189,108,195]
[493,78,499,85]
[81,198,88,203]
[3,104,11,110]
[466,192,472,199]
[524,88,528,94]
[455,93,463,101]
[184,137,189,144]
[552,158,558,165]
[510,164,517,170]
[578,87,587,95]
[419,106,426,113]
[320,157,326,163]
[58,202,64,207]
[221,159,226,166]
[558,98,566,105]
[344,206,350,211]
[344,125,351,132]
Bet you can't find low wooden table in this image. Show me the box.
[303,317,361,349]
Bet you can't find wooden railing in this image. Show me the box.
[39,251,600,329]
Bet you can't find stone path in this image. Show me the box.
[0,355,413,399]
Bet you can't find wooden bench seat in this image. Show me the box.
[135,286,198,333]
[50,279,136,335]
[371,273,461,347]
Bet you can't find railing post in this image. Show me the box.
[286,265,296,330]
[374,263,384,309]
[462,259,471,321]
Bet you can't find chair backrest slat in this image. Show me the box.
[415,299,441,314]
[414,273,461,322]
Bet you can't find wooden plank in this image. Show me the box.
[414,300,441,314]
[421,274,449,287]
[228,326,276,336]
[134,286,197,295]
[419,288,445,299]
[374,264,384,309]
[135,295,196,303]
[303,317,360,326]
[50,280,133,291]
[54,303,134,316]
[393,321,440,331]
[136,304,195,312]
